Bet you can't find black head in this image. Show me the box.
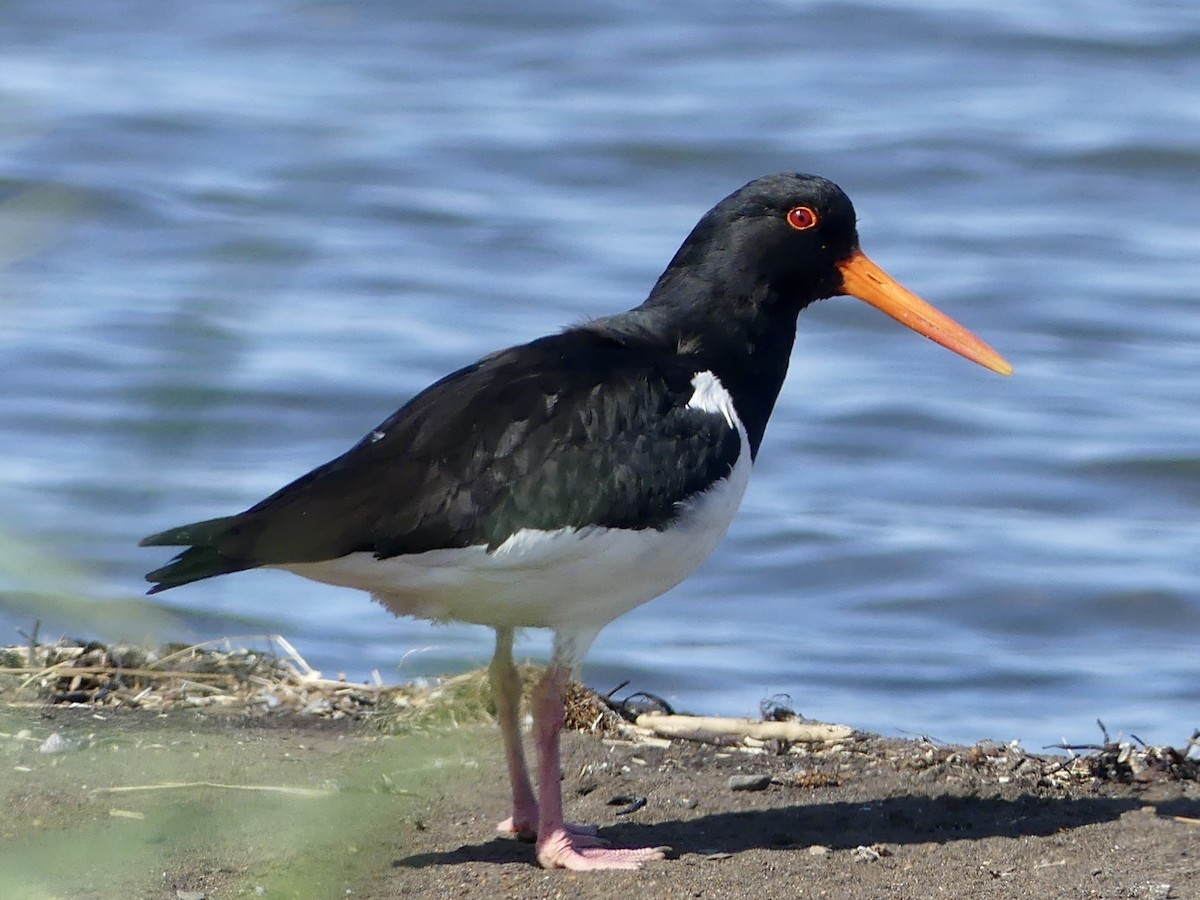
[647,172,1011,377]
[653,173,861,310]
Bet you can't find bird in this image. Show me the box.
[141,172,1011,871]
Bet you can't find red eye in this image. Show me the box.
[786,206,819,231]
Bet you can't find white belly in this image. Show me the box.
[280,465,747,630]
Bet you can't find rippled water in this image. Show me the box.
[2,0,1198,747]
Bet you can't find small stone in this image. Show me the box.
[609,795,647,815]
[851,844,890,862]
[807,845,832,857]
[39,733,71,754]
[727,774,771,792]
[1136,884,1172,900]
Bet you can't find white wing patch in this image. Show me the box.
[686,370,738,429]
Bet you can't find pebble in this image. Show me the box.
[38,733,71,754]
[1135,884,1172,900]
[609,795,647,815]
[851,844,886,863]
[727,774,771,792]
[807,845,832,857]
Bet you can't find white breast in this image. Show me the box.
[279,371,752,631]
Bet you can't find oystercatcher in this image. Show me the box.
[142,173,1010,870]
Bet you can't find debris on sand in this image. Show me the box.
[0,635,387,719]
[3,638,1197,790]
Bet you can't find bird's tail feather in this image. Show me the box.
[140,516,256,594]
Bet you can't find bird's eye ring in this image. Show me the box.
[786,206,819,231]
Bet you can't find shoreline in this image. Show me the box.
[2,638,1197,898]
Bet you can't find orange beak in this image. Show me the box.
[836,250,1012,376]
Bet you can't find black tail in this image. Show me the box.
[140,516,257,594]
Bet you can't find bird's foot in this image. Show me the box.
[496,816,601,844]
[536,827,668,870]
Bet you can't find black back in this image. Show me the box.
[143,173,865,592]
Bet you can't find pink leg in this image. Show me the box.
[491,627,539,838]
[490,628,598,842]
[533,661,668,870]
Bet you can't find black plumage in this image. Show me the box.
[143,173,862,594]
[143,329,742,591]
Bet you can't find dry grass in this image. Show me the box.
[1,635,407,720]
[3,637,1197,788]
[0,635,610,738]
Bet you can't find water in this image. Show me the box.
[2,0,1198,749]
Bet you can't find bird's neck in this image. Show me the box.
[610,271,802,458]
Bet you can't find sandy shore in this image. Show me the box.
[2,642,1197,898]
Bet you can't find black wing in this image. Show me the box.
[142,328,742,593]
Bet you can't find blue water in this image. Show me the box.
[2,0,1198,749]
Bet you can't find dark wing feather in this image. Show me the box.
[142,328,741,592]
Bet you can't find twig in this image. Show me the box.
[636,713,852,744]
[1,665,247,681]
[26,620,40,667]
[93,781,333,798]
[148,634,293,670]
[605,680,631,699]
[270,634,319,679]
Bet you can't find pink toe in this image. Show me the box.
[496,816,536,840]
[536,828,667,870]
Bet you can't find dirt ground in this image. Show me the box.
[373,725,1200,900]
[3,697,1197,900]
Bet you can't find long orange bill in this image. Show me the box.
[836,250,1013,376]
